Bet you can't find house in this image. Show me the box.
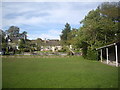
[5,34,26,50]
[96,42,120,67]
[40,39,62,52]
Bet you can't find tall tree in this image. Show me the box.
[60,23,71,44]
[75,2,120,59]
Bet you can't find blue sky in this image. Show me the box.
[2,2,102,40]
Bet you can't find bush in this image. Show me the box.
[86,49,98,60]
[82,47,87,58]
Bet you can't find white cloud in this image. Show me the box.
[40,33,60,40]
[27,29,62,40]
[28,33,60,40]
[2,2,102,39]
[2,2,100,28]
[49,29,62,35]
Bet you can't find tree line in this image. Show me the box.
[0,26,30,55]
[60,2,120,60]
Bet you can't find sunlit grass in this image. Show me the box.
[2,56,118,88]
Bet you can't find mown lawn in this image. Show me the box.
[2,56,118,88]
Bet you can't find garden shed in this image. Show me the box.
[96,42,120,67]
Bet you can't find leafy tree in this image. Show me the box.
[5,26,27,40]
[99,2,120,22]
[6,26,20,37]
[75,2,120,60]
[99,2,120,42]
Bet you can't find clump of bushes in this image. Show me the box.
[86,49,98,60]
[80,42,98,60]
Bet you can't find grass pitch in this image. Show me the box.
[2,56,118,88]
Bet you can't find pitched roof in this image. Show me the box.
[45,40,61,46]
[38,39,61,46]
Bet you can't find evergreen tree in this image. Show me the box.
[60,23,71,44]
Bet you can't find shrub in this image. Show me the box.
[86,49,98,60]
[82,47,87,58]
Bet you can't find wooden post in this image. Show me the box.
[100,49,103,62]
[106,48,109,64]
[115,45,118,67]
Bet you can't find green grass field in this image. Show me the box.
[2,56,118,88]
